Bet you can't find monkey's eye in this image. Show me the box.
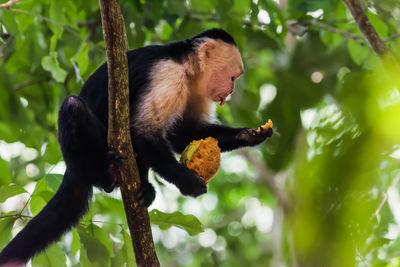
[231,76,235,81]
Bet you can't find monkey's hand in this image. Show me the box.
[102,150,125,193]
[236,127,273,147]
[176,168,207,197]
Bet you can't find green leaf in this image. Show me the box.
[79,245,94,267]
[367,11,388,38]
[0,216,17,248]
[78,227,110,266]
[320,31,343,51]
[1,10,19,35]
[0,158,12,186]
[30,195,48,216]
[288,0,330,13]
[31,243,67,267]
[160,23,173,41]
[232,0,250,14]
[28,175,59,213]
[44,174,63,192]
[37,190,55,203]
[50,29,64,52]
[0,184,27,203]
[87,223,114,257]
[16,13,34,33]
[42,53,67,83]
[111,230,136,267]
[71,43,90,77]
[70,228,81,256]
[149,209,204,236]
[347,39,370,65]
[385,238,400,258]
[165,0,186,17]
[191,0,214,12]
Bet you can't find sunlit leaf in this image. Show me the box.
[31,243,67,267]
[41,53,67,83]
[347,39,370,65]
[86,223,114,257]
[149,209,204,236]
[71,43,90,77]
[111,229,136,267]
[30,195,48,216]
[0,216,16,248]
[44,174,63,192]
[0,184,27,203]
[79,245,94,267]
[78,227,110,266]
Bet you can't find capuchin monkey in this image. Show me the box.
[0,29,272,266]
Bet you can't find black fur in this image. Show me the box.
[0,29,272,265]
[0,96,112,265]
[190,28,237,46]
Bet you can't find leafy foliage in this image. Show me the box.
[0,0,400,266]
[149,209,204,236]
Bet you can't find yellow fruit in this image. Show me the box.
[257,119,273,132]
[180,137,221,183]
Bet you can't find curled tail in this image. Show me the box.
[0,171,92,265]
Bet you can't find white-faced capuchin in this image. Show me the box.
[0,29,273,265]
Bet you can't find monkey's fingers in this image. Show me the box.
[257,119,273,133]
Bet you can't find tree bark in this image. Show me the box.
[98,0,160,266]
[342,0,387,55]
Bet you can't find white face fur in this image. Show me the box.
[133,39,244,135]
[197,39,244,106]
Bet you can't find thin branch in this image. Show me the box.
[77,19,101,29]
[239,150,289,211]
[342,0,387,55]
[0,0,20,9]
[0,214,31,220]
[385,32,400,43]
[14,77,51,91]
[292,20,366,45]
[0,214,126,227]
[374,171,400,217]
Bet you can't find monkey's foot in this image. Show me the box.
[137,182,156,207]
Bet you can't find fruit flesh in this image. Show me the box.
[257,119,273,132]
[180,137,221,183]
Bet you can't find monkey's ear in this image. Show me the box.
[198,40,216,60]
[197,40,216,71]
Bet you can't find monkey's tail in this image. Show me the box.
[0,170,92,265]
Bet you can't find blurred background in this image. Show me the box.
[0,0,400,266]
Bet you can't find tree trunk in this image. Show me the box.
[98,0,160,265]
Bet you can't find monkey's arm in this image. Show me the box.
[132,133,207,197]
[168,120,273,153]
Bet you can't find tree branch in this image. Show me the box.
[0,0,20,9]
[98,0,159,266]
[374,171,400,217]
[239,150,289,211]
[342,0,388,55]
[290,20,366,45]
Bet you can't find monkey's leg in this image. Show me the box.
[132,134,207,197]
[58,96,115,191]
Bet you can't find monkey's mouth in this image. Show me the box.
[219,97,226,106]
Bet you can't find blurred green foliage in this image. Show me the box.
[0,0,400,266]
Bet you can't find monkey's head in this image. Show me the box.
[190,29,244,106]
